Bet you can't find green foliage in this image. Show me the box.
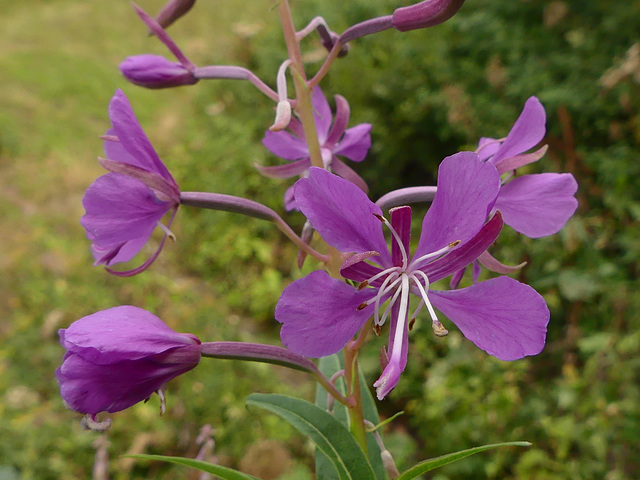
[247,394,377,480]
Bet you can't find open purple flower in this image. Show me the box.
[257,87,372,210]
[56,306,201,418]
[81,89,180,276]
[478,96,578,238]
[275,154,550,399]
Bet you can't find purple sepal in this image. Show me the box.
[392,0,466,32]
[56,306,201,415]
[120,55,198,89]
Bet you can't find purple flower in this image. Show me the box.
[478,96,578,238]
[257,87,372,210]
[81,89,180,276]
[392,0,466,32]
[275,154,550,399]
[56,306,201,417]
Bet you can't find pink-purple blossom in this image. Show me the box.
[275,155,550,399]
[258,87,372,210]
[81,89,180,276]
[478,96,578,238]
[55,306,201,417]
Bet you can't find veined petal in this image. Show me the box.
[81,174,171,247]
[415,152,500,258]
[56,352,196,414]
[275,271,376,357]
[262,129,310,160]
[61,306,199,365]
[295,168,392,265]
[334,123,372,162]
[254,158,311,179]
[324,94,350,148]
[429,277,550,361]
[489,96,546,166]
[495,173,578,238]
[108,90,175,185]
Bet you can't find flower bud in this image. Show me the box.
[120,54,198,89]
[155,0,196,29]
[392,0,466,32]
[55,306,201,416]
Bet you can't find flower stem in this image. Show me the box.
[201,341,352,407]
[343,344,369,457]
[276,0,324,168]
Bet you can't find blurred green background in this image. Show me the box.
[0,0,638,479]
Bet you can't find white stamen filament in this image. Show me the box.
[409,242,459,271]
[389,274,411,365]
[373,272,402,326]
[361,265,401,289]
[410,271,448,336]
[379,283,404,327]
[378,214,409,268]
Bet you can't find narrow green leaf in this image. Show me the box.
[124,454,260,480]
[247,393,376,480]
[397,441,532,480]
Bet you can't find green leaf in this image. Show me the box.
[397,442,532,480]
[123,454,261,480]
[247,393,376,480]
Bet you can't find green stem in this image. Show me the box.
[276,0,323,168]
[344,344,369,457]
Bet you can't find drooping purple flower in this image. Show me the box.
[275,155,550,399]
[56,306,201,417]
[81,89,180,276]
[258,87,372,210]
[478,96,578,238]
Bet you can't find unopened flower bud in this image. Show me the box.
[120,54,198,89]
[392,0,466,32]
[155,0,196,29]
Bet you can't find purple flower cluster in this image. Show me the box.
[258,87,372,210]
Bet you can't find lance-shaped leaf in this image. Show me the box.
[247,393,376,480]
[397,441,531,479]
[125,454,260,480]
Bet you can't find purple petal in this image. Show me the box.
[495,173,578,238]
[333,123,372,162]
[60,306,200,365]
[476,137,501,161]
[275,271,376,357]
[108,90,175,185]
[262,129,309,160]
[390,206,412,267]
[489,97,546,167]
[429,276,550,361]
[254,158,311,179]
[373,302,408,399]
[415,152,500,258]
[324,94,350,148]
[311,87,333,142]
[81,174,171,252]
[294,168,392,266]
[283,185,297,212]
[56,351,197,414]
